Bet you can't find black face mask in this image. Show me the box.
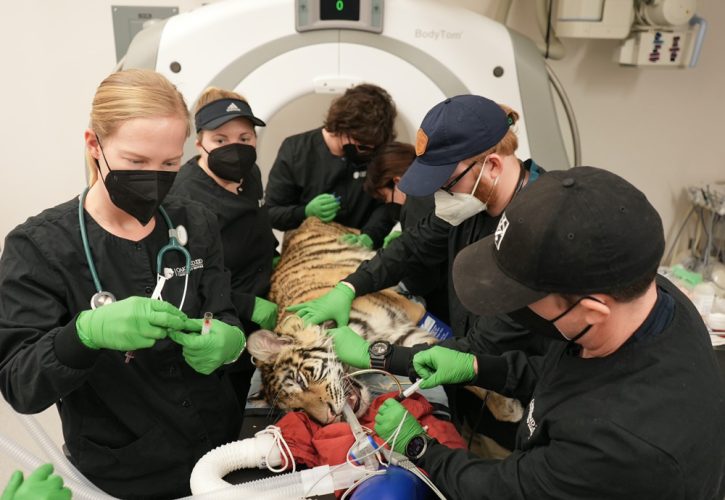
[96,139,176,225]
[342,143,373,168]
[384,184,402,220]
[508,296,602,344]
[204,143,256,182]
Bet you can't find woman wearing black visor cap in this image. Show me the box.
[169,88,279,408]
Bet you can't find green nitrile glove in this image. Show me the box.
[374,399,426,454]
[286,282,355,326]
[252,297,278,330]
[169,319,246,375]
[383,230,402,249]
[339,233,374,249]
[412,346,476,389]
[326,326,370,368]
[76,296,187,351]
[305,193,340,222]
[1,471,22,500]
[1,464,71,500]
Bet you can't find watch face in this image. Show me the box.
[370,342,388,356]
[406,435,425,458]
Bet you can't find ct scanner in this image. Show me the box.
[120,0,572,176]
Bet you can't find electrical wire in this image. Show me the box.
[255,426,295,474]
[704,210,717,269]
[545,63,582,167]
[663,205,696,266]
[544,0,554,59]
[467,393,489,451]
[344,368,404,396]
[340,470,387,500]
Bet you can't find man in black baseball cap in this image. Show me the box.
[371,167,725,499]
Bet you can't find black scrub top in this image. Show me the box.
[170,158,277,329]
[415,277,725,500]
[264,127,394,247]
[0,195,243,499]
[345,160,543,339]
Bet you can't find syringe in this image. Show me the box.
[394,378,424,402]
[201,312,213,335]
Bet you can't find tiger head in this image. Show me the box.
[246,316,370,425]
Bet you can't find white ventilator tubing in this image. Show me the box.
[189,425,367,498]
[190,428,284,494]
[0,432,115,500]
[17,413,102,492]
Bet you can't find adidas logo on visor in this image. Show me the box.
[226,103,241,113]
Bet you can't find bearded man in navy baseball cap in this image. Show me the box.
[399,95,511,197]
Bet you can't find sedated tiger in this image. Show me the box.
[247,217,523,425]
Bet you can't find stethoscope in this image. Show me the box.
[79,187,192,310]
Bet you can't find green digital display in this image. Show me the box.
[320,0,360,21]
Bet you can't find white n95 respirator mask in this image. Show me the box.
[434,161,497,226]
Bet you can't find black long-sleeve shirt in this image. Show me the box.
[413,277,725,499]
[169,159,277,330]
[346,160,542,338]
[264,127,394,247]
[0,196,243,499]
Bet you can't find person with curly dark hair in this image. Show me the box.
[265,83,397,248]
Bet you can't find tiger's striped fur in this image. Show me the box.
[247,316,369,424]
[247,217,523,425]
[268,218,434,347]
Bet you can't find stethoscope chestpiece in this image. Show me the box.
[170,225,188,247]
[91,291,116,310]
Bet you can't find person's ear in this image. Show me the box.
[581,296,610,325]
[486,154,504,179]
[195,137,204,155]
[84,128,101,161]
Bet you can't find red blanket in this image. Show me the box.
[276,392,466,468]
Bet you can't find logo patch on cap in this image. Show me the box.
[494,213,509,250]
[415,128,428,156]
[226,102,241,113]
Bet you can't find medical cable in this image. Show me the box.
[379,447,447,500]
[339,469,387,500]
[258,425,295,474]
[343,402,379,471]
[303,405,412,498]
[341,408,443,500]
[467,392,490,450]
[344,368,403,396]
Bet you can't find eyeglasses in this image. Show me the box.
[440,161,478,195]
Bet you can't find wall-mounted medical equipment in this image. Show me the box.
[538,0,706,68]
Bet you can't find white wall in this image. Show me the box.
[0,0,722,490]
